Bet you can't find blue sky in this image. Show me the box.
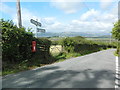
[0,0,118,33]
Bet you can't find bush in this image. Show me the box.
[61,37,76,53]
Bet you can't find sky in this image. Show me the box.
[0,0,119,34]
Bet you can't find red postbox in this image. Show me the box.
[32,41,36,52]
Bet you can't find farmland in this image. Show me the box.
[49,37,117,42]
[86,37,116,42]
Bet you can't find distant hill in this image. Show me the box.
[35,32,112,38]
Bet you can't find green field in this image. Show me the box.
[49,37,117,42]
[49,37,65,41]
[86,37,116,42]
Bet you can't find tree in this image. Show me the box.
[112,20,120,56]
[112,20,120,40]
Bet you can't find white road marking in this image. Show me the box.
[115,56,119,89]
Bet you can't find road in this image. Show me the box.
[2,49,116,88]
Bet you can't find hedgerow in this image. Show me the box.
[1,19,34,63]
[61,36,117,54]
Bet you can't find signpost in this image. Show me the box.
[37,28,45,33]
[30,19,46,37]
[30,19,41,27]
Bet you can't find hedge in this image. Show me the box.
[61,37,117,54]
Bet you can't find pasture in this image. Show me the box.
[86,37,116,43]
[49,37,117,43]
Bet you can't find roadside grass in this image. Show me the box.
[53,52,81,63]
[2,63,29,76]
[53,47,115,63]
[2,60,46,76]
[114,48,120,56]
[50,45,81,62]
[114,51,118,56]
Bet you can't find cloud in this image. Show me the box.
[41,17,57,25]
[100,0,118,9]
[50,0,83,14]
[80,9,100,21]
[46,8,117,33]
[71,8,117,32]
[71,20,113,32]
[50,0,118,14]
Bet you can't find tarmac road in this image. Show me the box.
[2,49,116,88]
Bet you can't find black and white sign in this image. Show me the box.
[37,28,46,33]
[30,19,41,27]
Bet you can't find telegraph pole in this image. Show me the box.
[118,1,120,57]
[17,0,22,28]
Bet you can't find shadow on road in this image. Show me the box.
[2,66,115,88]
